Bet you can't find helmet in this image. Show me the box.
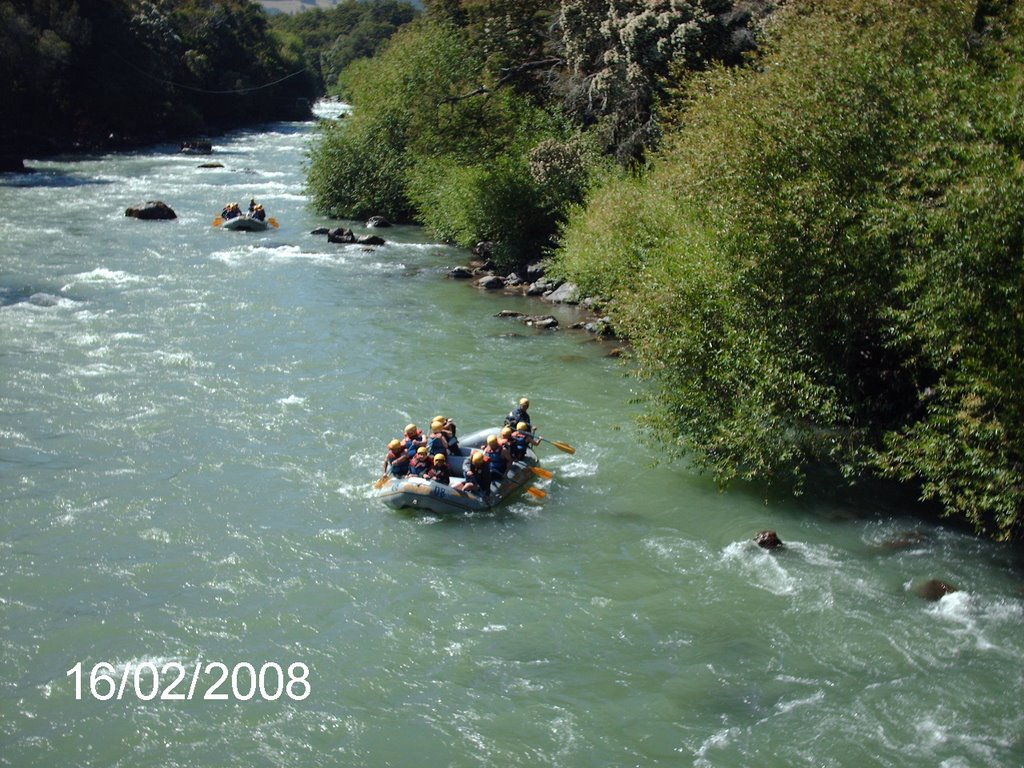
[417,446,428,455]
[486,434,498,446]
[388,439,401,450]
[519,397,529,407]
[433,454,446,464]
[433,415,446,424]
[517,422,529,431]
[404,424,417,435]
[471,450,484,465]
[431,419,444,430]
[501,426,512,438]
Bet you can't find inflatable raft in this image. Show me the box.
[221,216,269,232]
[374,428,542,514]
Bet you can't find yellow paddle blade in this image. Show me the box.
[530,466,554,480]
[373,474,389,489]
[212,217,223,227]
[268,217,279,228]
[540,437,575,454]
[525,486,546,499]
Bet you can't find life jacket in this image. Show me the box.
[505,407,529,430]
[484,444,507,477]
[463,455,492,495]
[427,432,448,456]
[509,430,530,460]
[409,455,431,476]
[401,430,424,456]
[427,464,450,485]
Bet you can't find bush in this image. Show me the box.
[308,18,597,266]
[554,0,1024,539]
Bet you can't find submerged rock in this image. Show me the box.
[327,227,355,244]
[125,201,176,220]
[914,579,958,601]
[754,530,784,550]
[356,234,386,246]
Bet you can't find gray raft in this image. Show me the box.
[374,428,541,514]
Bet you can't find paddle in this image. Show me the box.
[537,436,575,455]
[212,216,223,227]
[530,466,554,480]
[268,217,279,228]
[525,486,546,499]
[373,473,390,489]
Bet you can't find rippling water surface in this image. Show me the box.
[2,104,1022,767]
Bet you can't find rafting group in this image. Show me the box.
[375,398,572,512]
[382,399,539,496]
[213,198,278,231]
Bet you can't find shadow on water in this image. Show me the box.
[399,505,535,529]
[0,169,113,188]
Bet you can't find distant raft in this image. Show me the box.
[374,428,542,514]
[220,216,269,232]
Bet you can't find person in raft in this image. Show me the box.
[432,415,459,454]
[221,202,242,220]
[408,446,432,477]
[504,397,532,431]
[384,439,410,477]
[456,450,491,498]
[425,453,450,485]
[251,204,266,222]
[483,434,512,484]
[509,421,540,461]
[400,423,426,457]
[426,419,449,458]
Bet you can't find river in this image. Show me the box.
[1,103,1022,768]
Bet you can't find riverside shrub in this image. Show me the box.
[554,0,1024,539]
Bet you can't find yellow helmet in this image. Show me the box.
[501,426,512,438]
[433,415,446,424]
[404,423,417,435]
[471,450,484,465]
[486,434,498,446]
[417,446,428,455]
[433,454,446,464]
[388,439,401,450]
[517,422,529,431]
[519,397,529,407]
[431,419,444,430]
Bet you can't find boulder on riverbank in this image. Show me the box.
[366,216,391,228]
[125,201,177,220]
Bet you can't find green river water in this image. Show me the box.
[1,104,1022,768]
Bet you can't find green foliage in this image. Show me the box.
[554,0,1024,539]
[0,0,316,157]
[307,18,593,265]
[307,20,478,220]
[268,0,417,93]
